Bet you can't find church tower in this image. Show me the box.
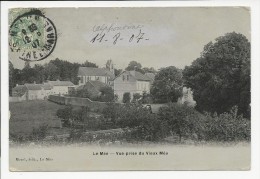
[106,59,115,75]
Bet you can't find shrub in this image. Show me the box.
[123,92,131,103]
[141,91,153,104]
[132,93,142,103]
[56,105,73,127]
[102,103,164,141]
[204,106,250,141]
[29,124,49,141]
[98,86,114,102]
[69,129,84,142]
[158,103,205,142]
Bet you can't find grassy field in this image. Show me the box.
[9,100,65,136]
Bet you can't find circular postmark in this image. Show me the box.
[9,10,57,62]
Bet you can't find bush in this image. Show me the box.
[56,105,73,127]
[141,91,153,104]
[204,106,250,141]
[158,103,205,142]
[29,124,49,141]
[69,129,84,142]
[98,86,114,102]
[132,93,142,103]
[123,92,131,103]
[102,103,164,141]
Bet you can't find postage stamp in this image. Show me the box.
[9,9,57,61]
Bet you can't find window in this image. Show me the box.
[122,75,125,81]
[126,75,129,81]
[80,77,83,83]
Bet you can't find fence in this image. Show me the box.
[48,95,108,111]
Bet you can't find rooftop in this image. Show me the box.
[144,73,156,81]
[47,80,74,86]
[24,83,44,90]
[129,71,152,81]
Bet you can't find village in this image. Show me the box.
[10,59,193,105]
[8,32,250,145]
[9,58,196,143]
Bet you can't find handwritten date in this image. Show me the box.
[90,30,149,45]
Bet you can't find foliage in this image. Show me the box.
[114,68,122,77]
[70,88,92,99]
[56,105,73,127]
[9,58,99,92]
[183,32,250,118]
[98,86,115,102]
[158,103,205,142]
[204,106,250,141]
[9,61,15,95]
[141,91,153,104]
[29,124,49,141]
[102,103,121,124]
[123,92,131,103]
[132,93,142,103]
[102,103,164,141]
[151,66,183,103]
[131,92,153,104]
[82,60,98,68]
[125,61,144,73]
[142,67,157,74]
[125,60,157,74]
[69,86,115,102]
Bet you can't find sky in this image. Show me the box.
[9,7,250,70]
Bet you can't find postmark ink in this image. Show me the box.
[9,9,57,62]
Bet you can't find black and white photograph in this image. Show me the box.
[3,4,255,172]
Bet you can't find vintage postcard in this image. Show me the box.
[8,7,251,171]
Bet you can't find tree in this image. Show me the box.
[132,93,142,103]
[114,68,122,77]
[99,86,114,102]
[151,66,183,103]
[125,61,144,74]
[142,67,157,74]
[158,103,205,142]
[9,61,15,95]
[43,62,59,81]
[82,60,98,68]
[74,89,91,98]
[183,32,250,118]
[123,92,131,103]
[56,105,73,127]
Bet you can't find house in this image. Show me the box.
[77,80,109,98]
[46,80,75,95]
[12,83,46,100]
[144,72,156,82]
[12,84,28,100]
[78,60,115,86]
[113,70,153,102]
[11,80,75,101]
[42,83,53,96]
